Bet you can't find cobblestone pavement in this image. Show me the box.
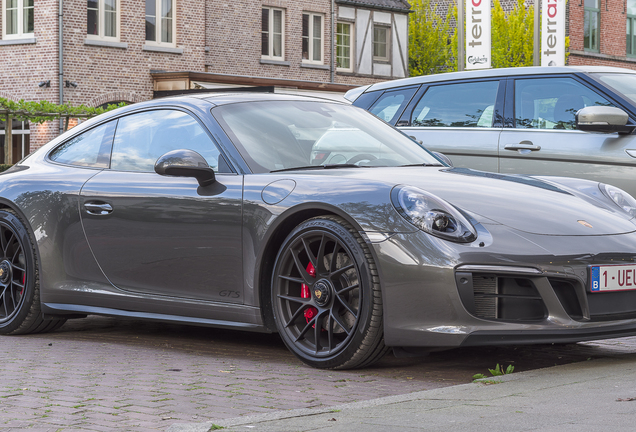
[1,316,636,431]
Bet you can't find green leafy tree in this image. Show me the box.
[409,0,454,76]
[492,0,569,68]
[491,0,535,67]
[445,0,569,71]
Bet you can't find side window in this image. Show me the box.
[110,110,225,173]
[514,78,614,130]
[49,121,116,168]
[368,87,417,124]
[411,81,499,128]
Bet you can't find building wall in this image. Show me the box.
[205,1,409,86]
[1,0,410,153]
[568,0,636,69]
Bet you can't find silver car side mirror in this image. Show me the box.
[154,149,216,187]
[576,106,635,135]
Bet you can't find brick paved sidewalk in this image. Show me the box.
[1,315,635,431]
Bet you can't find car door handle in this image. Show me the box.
[504,142,541,151]
[84,202,113,215]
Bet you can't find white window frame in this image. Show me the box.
[336,21,354,72]
[145,0,177,47]
[373,24,390,63]
[86,0,120,42]
[262,7,285,61]
[2,0,34,40]
[302,12,324,65]
[0,120,30,163]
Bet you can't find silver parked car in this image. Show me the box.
[346,66,636,197]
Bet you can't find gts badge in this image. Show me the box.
[219,290,240,298]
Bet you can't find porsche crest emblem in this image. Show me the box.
[314,290,322,299]
[578,220,593,228]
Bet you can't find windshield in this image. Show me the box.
[592,73,636,105]
[212,100,441,173]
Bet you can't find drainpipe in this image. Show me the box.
[330,0,335,83]
[58,0,64,135]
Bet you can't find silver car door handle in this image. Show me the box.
[84,202,113,215]
[504,143,542,151]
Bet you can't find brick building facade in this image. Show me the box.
[567,0,636,70]
[0,0,412,161]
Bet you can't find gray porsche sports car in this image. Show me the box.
[2,93,636,369]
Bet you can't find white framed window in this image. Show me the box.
[302,12,323,64]
[145,0,176,46]
[373,25,390,62]
[262,7,284,60]
[336,22,353,72]
[0,119,30,164]
[2,0,34,39]
[87,0,119,41]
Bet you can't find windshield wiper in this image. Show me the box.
[270,164,361,173]
[399,163,444,167]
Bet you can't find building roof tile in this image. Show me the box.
[336,0,412,13]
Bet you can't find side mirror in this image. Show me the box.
[432,151,453,167]
[576,106,636,135]
[154,149,215,187]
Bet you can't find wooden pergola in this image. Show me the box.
[1,110,91,164]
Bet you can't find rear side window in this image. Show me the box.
[411,81,499,128]
[514,77,614,130]
[368,87,417,123]
[49,121,116,168]
[110,109,225,172]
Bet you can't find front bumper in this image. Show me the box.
[373,224,636,348]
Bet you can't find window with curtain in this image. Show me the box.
[145,0,175,45]
[3,0,34,39]
[87,0,118,40]
[302,12,323,64]
[262,7,284,60]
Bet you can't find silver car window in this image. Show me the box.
[110,109,224,173]
[410,81,499,128]
[514,77,613,130]
[368,87,417,123]
[593,73,636,104]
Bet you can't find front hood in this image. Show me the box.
[310,167,636,236]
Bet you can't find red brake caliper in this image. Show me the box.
[302,263,318,323]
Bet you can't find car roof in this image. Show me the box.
[359,65,636,93]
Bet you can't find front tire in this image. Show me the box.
[271,216,387,369]
[0,210,65,335]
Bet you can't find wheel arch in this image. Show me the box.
[0,199,43,276]
[256,203,369,332]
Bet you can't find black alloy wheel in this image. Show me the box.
[272,216,387,369]
[0,210,65,335]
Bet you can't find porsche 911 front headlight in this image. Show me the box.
[391,186,477,243]
[601,184,636,218]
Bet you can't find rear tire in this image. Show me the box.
[0,210,66,335]
[271,216,388,369]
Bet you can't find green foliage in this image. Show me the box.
[489,363,515,376]
[434,0,570,72]
[491,0,534,68]
[409,0,454,76]
[473,363,514,381]
[0,165,13,173]
[0,98,126,124]
[491,0,569,68]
